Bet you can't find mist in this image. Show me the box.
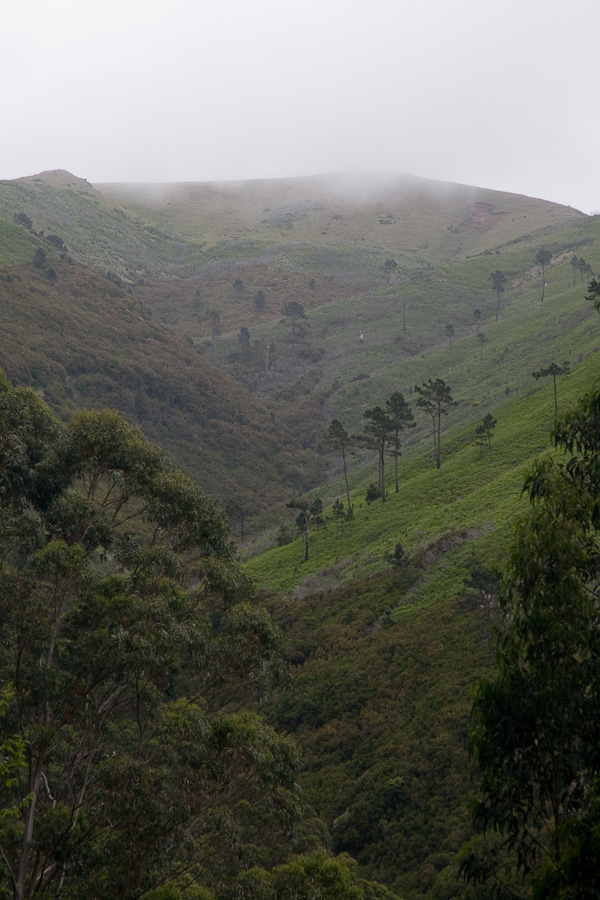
[2,0,599,213]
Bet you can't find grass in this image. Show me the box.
[244,338,599,596]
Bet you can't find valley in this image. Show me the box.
[0,168,598,899]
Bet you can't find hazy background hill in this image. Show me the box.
[0,255,318,513]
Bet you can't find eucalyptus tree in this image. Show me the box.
[385,391,415,493]
[532,361,570,413]
[0,375,299,900]
[466,378,600,898]
[415,378,457,469]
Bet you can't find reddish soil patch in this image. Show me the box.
[459,203,506,231]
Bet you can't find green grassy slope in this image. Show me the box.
[191,209,597,455]
[255,337,599,899]
[99,171,582,262]
[0,170,187,277]
[236,222,600,898]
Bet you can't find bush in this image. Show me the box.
[33,248,47,268]
[365,483,381,504]
[385,542,409,569]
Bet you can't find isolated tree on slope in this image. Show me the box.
[288,497,324,561]
[385,391,415,493]
[360,406,393,502]
[383,258,398,283]
[490,269,506,322]
[535,248,552,302]
[327,419,353,510]
[532,361,570,414]
[281,300,307,334]
[415,378,456,470]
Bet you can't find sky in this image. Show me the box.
[2,0,599,213]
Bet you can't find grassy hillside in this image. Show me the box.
[0,256,317,513]
[0,167,598,899]
[99,171,583,264]
[255,347,599,899]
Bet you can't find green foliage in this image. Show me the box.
[415,378,456,470]
[466,378,600,896]
[385,392,415,493]
[226,849,403,900]
[0,260,317,517]
[360,407,393,502]
[383,259,398,283]
[276,522,297,547]
[385,541,409,568]
[13,212,32,229]
[281,301,307,333]
[288,498,324,561]
[253,290,266,312]
[532,361,570,413]
[463,559,501,621]
[365,482,381,504]
[0,376,299,900]
[32,247,47,268]
[475,413,497,456]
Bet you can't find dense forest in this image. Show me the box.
[0,169,599,899]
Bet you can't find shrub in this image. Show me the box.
[365,483,381,504]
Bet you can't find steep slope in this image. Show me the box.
[0,255,317,512]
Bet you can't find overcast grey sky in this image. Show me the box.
[2,0,599,212]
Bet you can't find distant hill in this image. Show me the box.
[0,256,317,514]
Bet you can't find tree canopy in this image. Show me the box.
[0,372,299,900]
[415,378,456,470]
[465,376,600,898]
